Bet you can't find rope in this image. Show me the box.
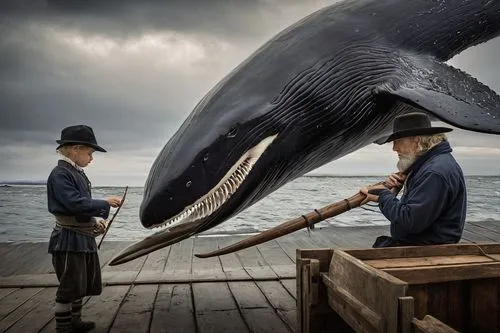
[55,215,107,238]
[471,243,498,262]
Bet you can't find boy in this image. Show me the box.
[47,125,122,333]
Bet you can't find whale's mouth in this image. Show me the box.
[108,133,279,266]
[149,133,278,231]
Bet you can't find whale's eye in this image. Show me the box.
[226,128,238,138]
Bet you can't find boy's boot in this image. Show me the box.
[71,299,95,333]
[55,301,74,333]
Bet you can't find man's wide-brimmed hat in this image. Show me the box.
[376,112,453,144]
[56,125,107,152]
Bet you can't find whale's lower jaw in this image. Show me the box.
[144,134,278,232]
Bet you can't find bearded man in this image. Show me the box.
[360,112,467,248]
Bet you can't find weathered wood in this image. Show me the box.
[426,283,449,327]
[412,315,459,333]
[140,245,172,271]
[467,278,499,333]
[365,254,495,269]
[164,237,194,274]
[228,281,270,309]
[192,282,249,333]
[383,261,500,284]
[398,296,414,333]
[79,285,130,333]
[257,281,297,331]
[228,281,291,332]
[445,281,465,332]
[109,284,157,333]
[407,285,428,320]
[345,243,500,261]
[217,236,253,280]
[240,308,291,333]
[0,287,55,333]
[237,245,278,280]
[192,282,238,312]
[328,250,407,333]
[281,279,297,300]
[196,310,250,333]
[150,284,196,333]
[322,273,381,333]
[0,287,42,321]
[192,236,224,275]
[0,288,16,300]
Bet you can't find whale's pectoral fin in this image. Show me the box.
[375,54,500,139]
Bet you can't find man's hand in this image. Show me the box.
[360,184,389,205]
[384,172,406,194]
[106,196,122,208]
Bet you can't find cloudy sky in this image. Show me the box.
[1,0,499,186]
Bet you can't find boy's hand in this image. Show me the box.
[106,196,122,207]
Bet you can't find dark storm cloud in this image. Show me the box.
[0,0,499,183]
[0,0,325,42]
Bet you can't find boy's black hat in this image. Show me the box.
[376,112,453,144]
[56,125,107,152]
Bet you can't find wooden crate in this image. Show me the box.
[297,243,500,333]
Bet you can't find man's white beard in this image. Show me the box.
[397,154,418,172]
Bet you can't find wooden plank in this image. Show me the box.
[164,237,194,274]
[241,308,291,333]
[0,288,17,301]
[98,241,134,268]
[236,246,278,280]
[0,287,42,320]
[323,274,381,333]
[109,284,157,333]
[426,282,449,327]
[78,285,130,333]
[150,284,196,333]
[281,279,297,300]
[228,281,270,309]
[383,261,500,284]
[257,240,295,267]
[0,243,40,276]
[0,287,55,333]
[256,281,296,331]
[446,281,465,332]
[467,277,499,333]
[39,285,129,333]
[365,254,494,269]
[412,315,459,333]
[191,236,224,277]
[407,285,428,320]
[140,246,171,271]
[296,248,333,273]
[103,248,148,273]
[12,243,53,275]
[217,236,252,280]
[192,282,236,312]
[193,282,249,333]
[345,243,500,260]
[196,310,250,333]
[398,296,414,333]
[329,250,407,333]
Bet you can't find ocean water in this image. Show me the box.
[0,176,499,242]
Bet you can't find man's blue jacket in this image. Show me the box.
[377,141,467,245]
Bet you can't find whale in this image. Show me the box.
[109,0,500,265]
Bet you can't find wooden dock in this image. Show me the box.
[1,221,500,333]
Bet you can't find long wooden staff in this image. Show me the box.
[98,186,129,250]
[195,177,403,258]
